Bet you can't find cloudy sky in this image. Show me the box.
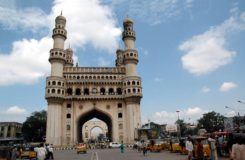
[0,0,245,124]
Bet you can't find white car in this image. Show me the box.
[109,142,121,148]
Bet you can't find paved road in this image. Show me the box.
[54,148,230,160]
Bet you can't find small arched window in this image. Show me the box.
[133,88,136,93]
[132,81,136,85]
[75,88,81,95]
[100,88,105,95]
[117,88,122,95]
[52,81,56,85]
[66,113,71,119]
[118,103,122,108]
[58,82,61,86]
[127,81,130,85]
[67,88,72,95]
[118,113,123,118]
[109,88,114,95]
[51,89,55,93]
[84,88,89,95]
[67,104,71,108]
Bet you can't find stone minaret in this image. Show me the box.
[45,13,67,145]
[122,17,142,143]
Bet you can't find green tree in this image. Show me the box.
[197,111,224,133]
[175,119,187,137]
[22,110,47,142]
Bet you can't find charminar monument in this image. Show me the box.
[45,13,142,146]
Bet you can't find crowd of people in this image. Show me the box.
[7,143,54,160]
[185,133,245,160]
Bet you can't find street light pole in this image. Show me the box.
[225,106,241,129]
[238,100,245,104]
[225,106,240,116]
[176,110,181,138]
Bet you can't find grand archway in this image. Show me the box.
[77,109,112,142]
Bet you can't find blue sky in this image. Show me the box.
[0,0,245,124]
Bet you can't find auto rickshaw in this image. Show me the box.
[76,143,87,154]
[169,138,182,153]
[147,139,162,152]
[17,146,37,160]
[191,136,211,160]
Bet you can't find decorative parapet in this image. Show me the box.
[63,67,126,74]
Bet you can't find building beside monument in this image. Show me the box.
[45,14,142,146]
[0,122,23,145]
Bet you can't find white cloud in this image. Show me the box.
[202,86,211,93]
[225,110,236,117]
[0,106,27,122]
[0,37,52,85]
[150,107,207,124]
[220,82,237,92]
[105,0,194,25]
[0,0,121,86]
[6,106,27,114]
[0,6,49,32]
[50,0,121,52]
[179,11,245,76]
[97,57,111,66]
[185,107,205,116]
[154,77,162,82]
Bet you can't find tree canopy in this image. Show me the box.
[22,110,47,142]
[197,111,224,133]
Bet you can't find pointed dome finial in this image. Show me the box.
[61,10,63,16]
[123,15,133,24]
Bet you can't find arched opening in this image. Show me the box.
[117,88,122,95]
[100,88,105,95]
[108,88,114,95]
[90,126,104,141]
[84,88,89,95]
[75,88,81,95]
[67,88,72,95]
[77,109,112,143]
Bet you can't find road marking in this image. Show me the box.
[91,151,98,160]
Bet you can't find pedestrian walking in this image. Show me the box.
[185,137,193,160]
[11,146,17,160]
[34,143,47,160]
[142,142,147,156]
[47,144,54,159]
[208,137,218,160]
[120,141,124,153]
[196,140,204,160]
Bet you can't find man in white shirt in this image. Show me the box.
[185,137,194,160]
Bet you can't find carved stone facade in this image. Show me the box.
[45,15,142,146]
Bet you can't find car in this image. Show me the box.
[109,142,121,148]
[76,143,87,154]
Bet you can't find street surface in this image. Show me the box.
[54,148,229,160]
